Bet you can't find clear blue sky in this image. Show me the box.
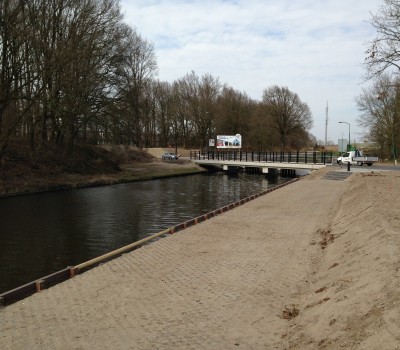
[120,0,381,144]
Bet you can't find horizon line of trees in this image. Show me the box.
[0,0,315,163]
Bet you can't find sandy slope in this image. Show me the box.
[286,171,400,349]
[0,169,399,349]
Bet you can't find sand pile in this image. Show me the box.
[286,172,400,349]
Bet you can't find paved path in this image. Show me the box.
[0,171,348,349]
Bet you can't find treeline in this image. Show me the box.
[0,0,314,162]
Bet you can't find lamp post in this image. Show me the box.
[392,124,397,166]
[339,122,351,151]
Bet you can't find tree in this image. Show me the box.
[215,86,252,141]
[172,78,197,149]
[1,0,160,155]
[356,74,400,159]
[247,102,277,150]
[365,0,400,79]
[175,71,221,150]
[0,0,33,158]
[262,86,313,152]
[151,80,173,147]
[51,0,127,151]
[113,26,157,147]
[196,73,220,150]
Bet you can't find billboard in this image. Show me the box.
[216,134,242,149]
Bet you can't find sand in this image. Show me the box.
[0,168,399,349]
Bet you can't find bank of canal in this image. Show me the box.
[0,172,292,293]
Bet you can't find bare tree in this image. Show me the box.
[172,78,195,148]
[10,0,129,153]
[215,86,252,140]
[151,80,174,147]
[196,73,220,150]
[0,0,32,157]
[247,102,277,150]
[1,0,158,155]
[262,86,312,152]
[365,0,400,79]
[356,74,400,159]
[177,72,221,150]
[55,0,127,151]
[113,26,157,147]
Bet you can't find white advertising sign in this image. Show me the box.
[216,134,242,149]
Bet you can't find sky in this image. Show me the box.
[120,0,381,144]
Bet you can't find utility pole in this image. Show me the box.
[325,101,328,147]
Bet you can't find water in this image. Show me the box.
[0,172,289,293]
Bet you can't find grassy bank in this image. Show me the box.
[0,144,205,197]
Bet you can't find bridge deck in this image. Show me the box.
[193,159,327,171]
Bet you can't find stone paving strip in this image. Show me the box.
[0,172,348,349]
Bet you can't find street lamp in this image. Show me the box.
[339,121,351,151]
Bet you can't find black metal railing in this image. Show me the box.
[190,150,333,165]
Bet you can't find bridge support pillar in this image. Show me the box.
[262,168,269,174]
[223,165,228,171]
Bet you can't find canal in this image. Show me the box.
[0,172,290,293]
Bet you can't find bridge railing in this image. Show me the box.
[190,150,333,165]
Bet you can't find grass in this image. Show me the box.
[0,143,205,197]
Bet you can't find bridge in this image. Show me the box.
[190,150,333,174]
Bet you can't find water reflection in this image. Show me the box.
[0,172,286,293]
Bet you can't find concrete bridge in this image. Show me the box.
[190,150,332,175]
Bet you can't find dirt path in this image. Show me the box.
[0,170,399,349]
